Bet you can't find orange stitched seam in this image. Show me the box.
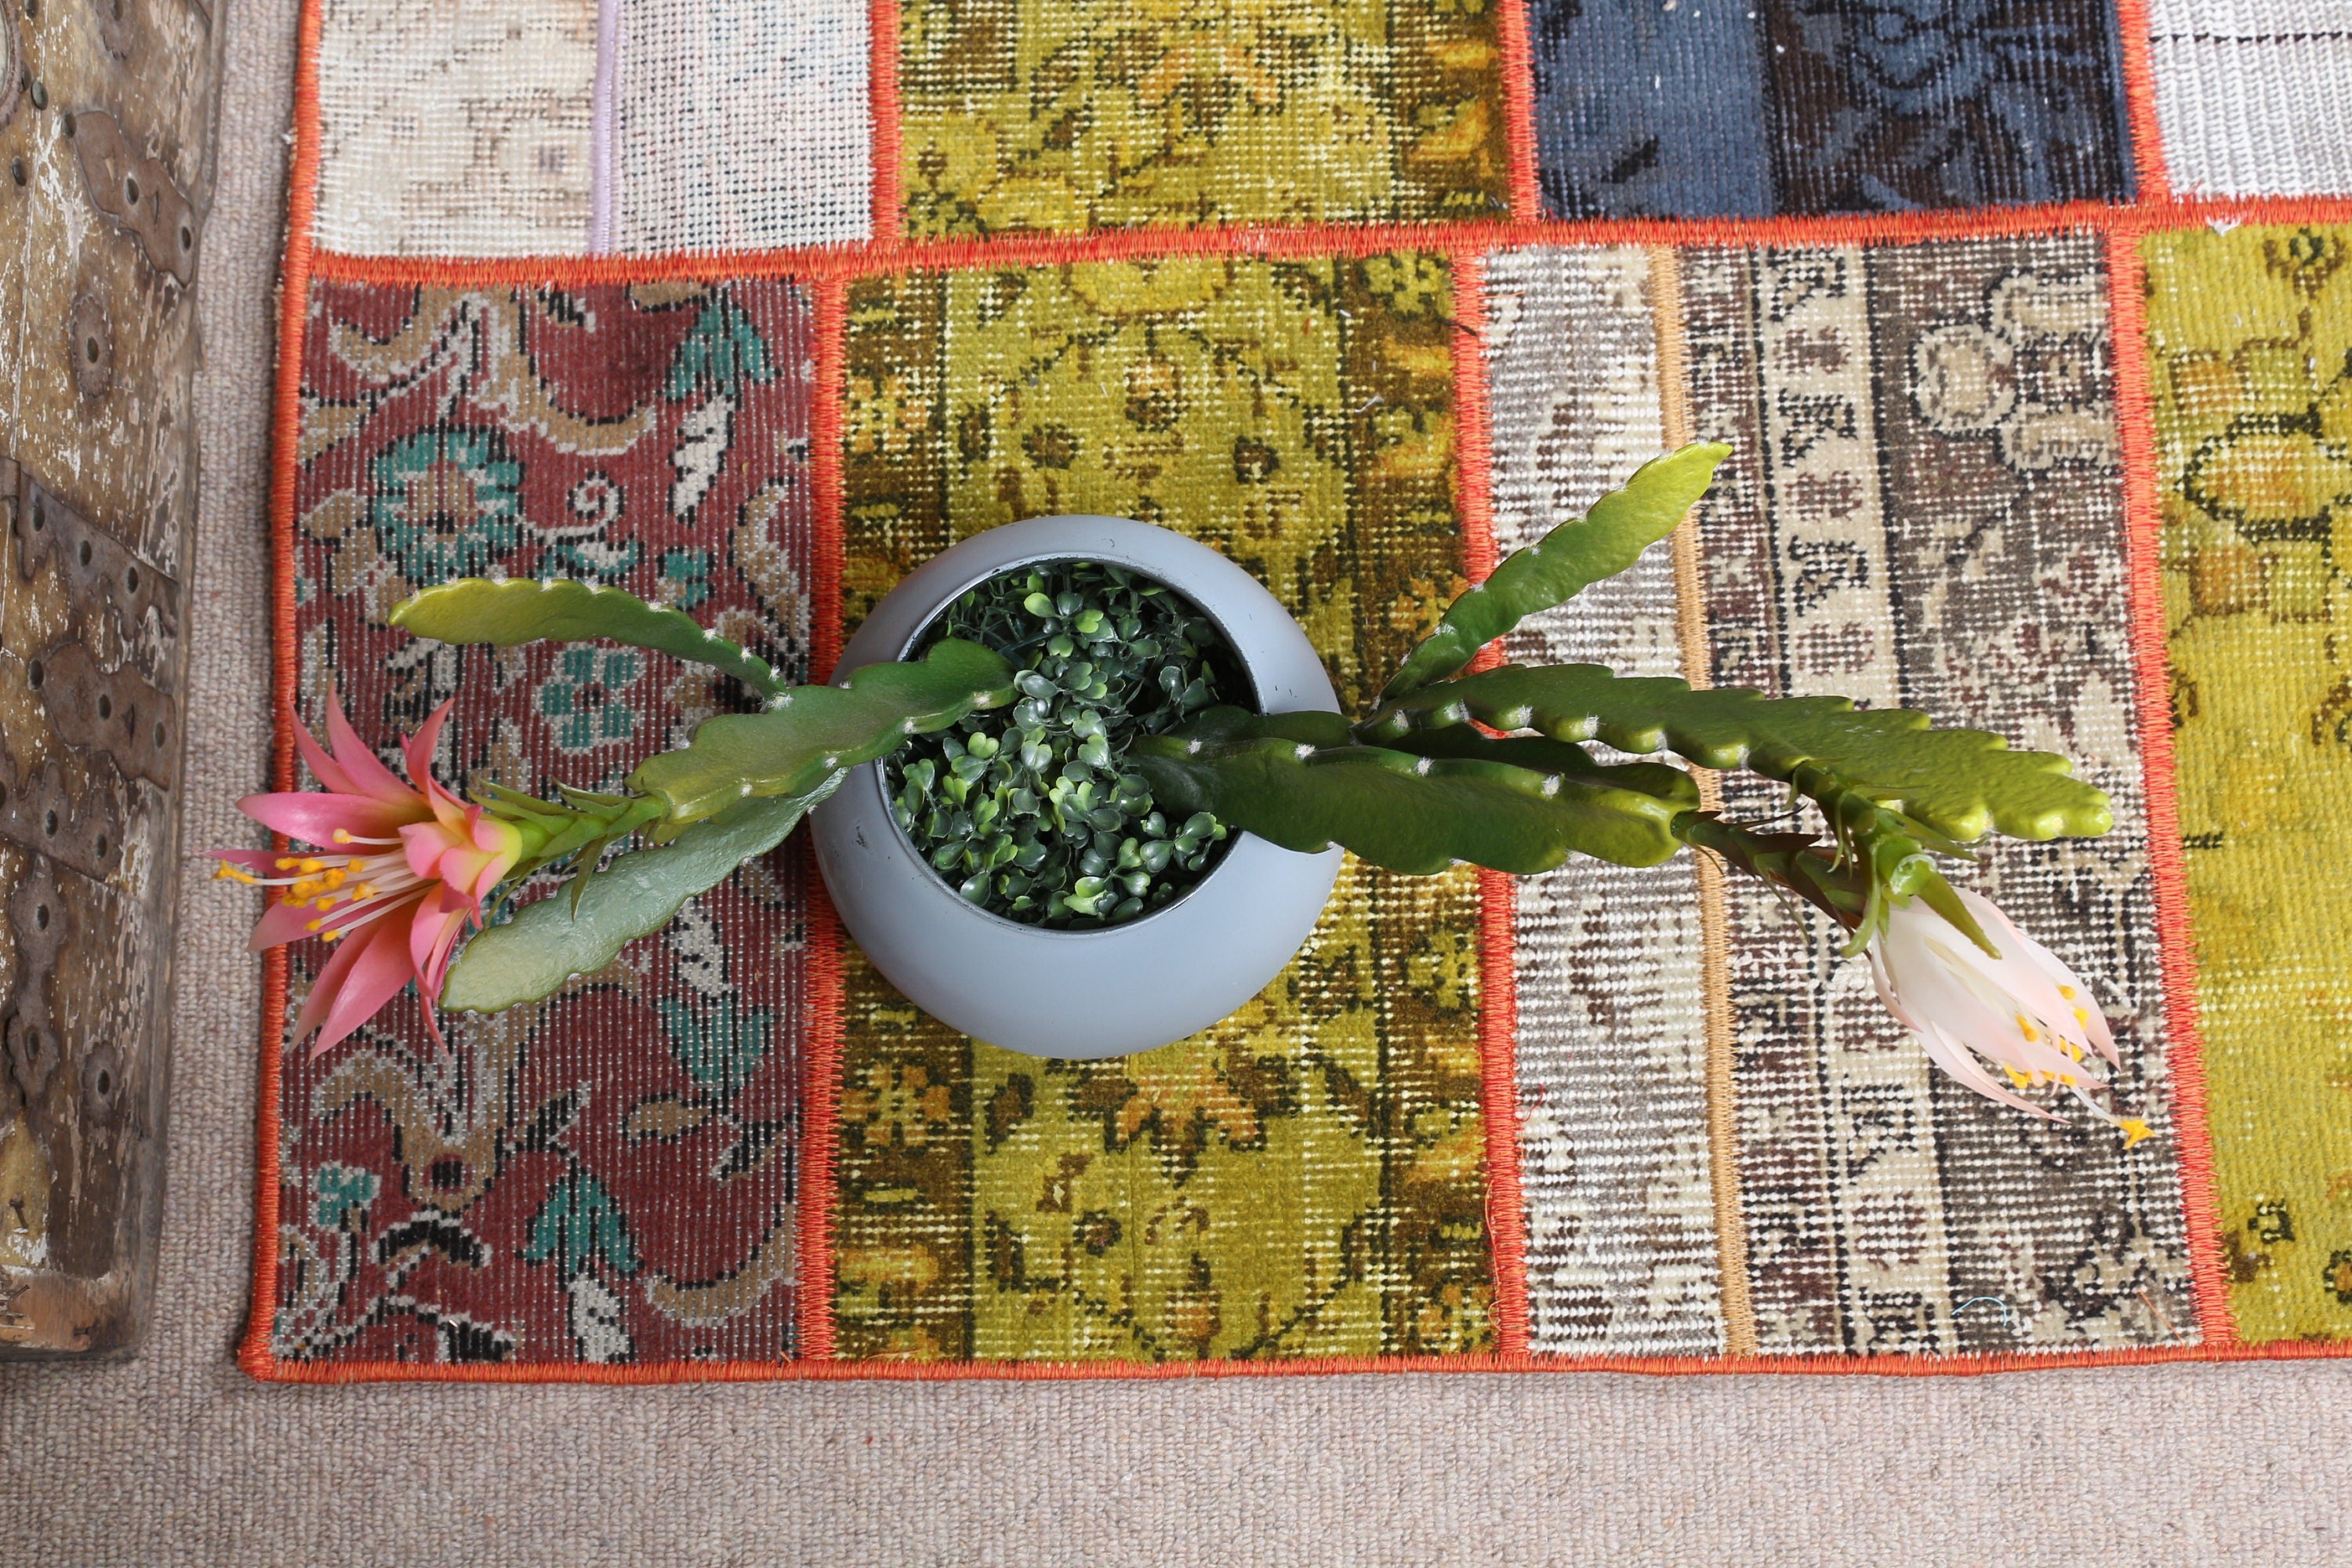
[1447,252,1534,1358]
[1494,0,1541,223]
[241,0,328,1384]
[795,876,849,1363]
[1650,245,1757,1359]
[811,278,849,684]
[303,194,2352,291]
[867,0,902,242]
[241,1334,2352,1384]
[2111,0,2173,204]
[799,276,853,1356]
[1476,868,1528,1356]
[789,274,856,1362]
[2107,227,2234,1348]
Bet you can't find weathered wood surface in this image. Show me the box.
[1,0,223,1359]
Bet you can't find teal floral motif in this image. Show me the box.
[537,645,644,753]
[368,427,524,583]
[522,1171,639,1278]
[665,294,777,401]
[544,537,644,586]
[662,548,713,612]
[313,1163,379,1229]
[658,995,772,1101]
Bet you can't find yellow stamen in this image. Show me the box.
[322,868,347,889]
[2074,1007,2091,1027]
[321,928,342,942]
[2004,1066,2032,1090]
[296,858,324,873]
[332,829,354,843]
[354,884,376,901]
[215,865,257,884]
[2059,985,2076,1000]
[2016,1014,2040,1042]
[276,857,299,870]
[2060,1073,2078,1087]
[2118,1118,2152,1148]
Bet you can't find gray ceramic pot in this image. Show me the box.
[810,515,1342,1059]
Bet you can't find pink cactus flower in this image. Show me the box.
[1867,887,2151,1145]
[216,696,523,1056]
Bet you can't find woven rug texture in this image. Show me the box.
[243,0,2352,1381]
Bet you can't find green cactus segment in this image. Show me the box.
[443,788,835,1013]
[1380,441,1730,702]
[1377,724,1702,809]
[628,640,1017,833]
[1175,707,1355,748]
[1131,735,1684,874]
[470,783,669,885]
[1180,706,1703,810]
[1359,663,2110,844]
[392,577,786,697]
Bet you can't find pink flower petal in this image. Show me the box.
[472,814,522,854]
[305,918,422,1058]
[290,910,403,1050]
[408,883,465,989]
[323,688,417,808]
[401,700,463,815]
[416,988,450,1054]
[423,916,466,996]
[1953,890,2104,1062]
[1963,891,2121,1065]
[292,922,364,1044]
[292,715,362,799]
[400,818,466,881]
[1919,1022,2059,1120]
[250,887,423,953]
[1891,937,2098,1087]
[435,844,507,902]
[250,896,328,953]
[240,791,419,846]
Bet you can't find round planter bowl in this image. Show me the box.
[810,515,1342,1059]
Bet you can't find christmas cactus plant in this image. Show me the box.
[222,442,2141,1138]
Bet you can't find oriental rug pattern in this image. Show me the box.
[241,0,2352,1377]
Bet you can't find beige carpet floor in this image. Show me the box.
[4,3,2350,1563]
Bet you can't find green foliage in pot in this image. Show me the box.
[884,561,1236,927]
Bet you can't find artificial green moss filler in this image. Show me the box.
[885,561,1236,927]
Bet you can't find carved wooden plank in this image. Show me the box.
[0,0,222,1359]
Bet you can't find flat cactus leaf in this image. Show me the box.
[1181,707,1354,747]
[1381,442,1730,701]
[1359,663,2109,844]
[1377,724,1703,809]
[1131,734,1684,873]
[393,577,787,696]
[1179,706,1701,808]
[443,786,836,1013]
[628,639,1016,831]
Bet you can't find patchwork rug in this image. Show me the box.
[247,0,2352,1379]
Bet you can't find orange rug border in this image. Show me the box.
[246,1337,2352,1385]
[303,194,2352,291]
[244,0,2318,1382]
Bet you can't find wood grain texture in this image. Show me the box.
[0,0,222,1359]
